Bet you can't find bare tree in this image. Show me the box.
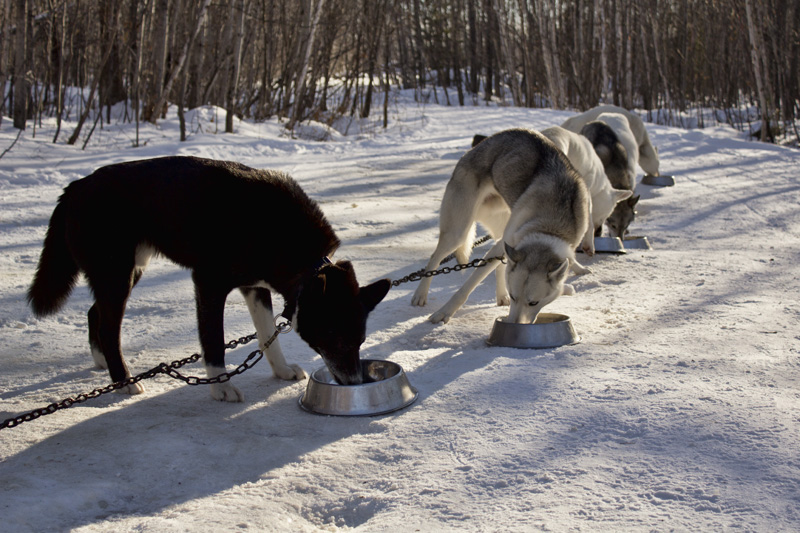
[13,0,29,129]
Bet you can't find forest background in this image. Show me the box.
[2,0,798,146]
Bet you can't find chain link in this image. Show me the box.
[0,331,274,431]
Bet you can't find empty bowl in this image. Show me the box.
[299,359,418,416]
[641,174,676,187]
[623,235,652,250]
[487,313,580,348]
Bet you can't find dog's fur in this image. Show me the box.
[411,129,591,324]
[561,104,660,176]
[28,156,391,401]
[541,126,633,243]
[577,117,641,238]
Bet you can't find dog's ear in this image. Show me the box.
[504,242,524,263]
[548,259,569,283]
[613,189,633,203]
[360,279,391,313]
[628,194,640,207]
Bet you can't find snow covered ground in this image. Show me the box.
[1,93,799,532]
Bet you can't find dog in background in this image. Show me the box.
[574,114,641,238]
[541,126,633,245]
[412,129,591,325]
[28,156,391,402]
[561,104,660,176]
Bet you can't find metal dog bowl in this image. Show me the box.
[577,236,626,254]
[299,359,418,416]
[594,236,626,254]
[623,235,653,250]
[487,313,580,349]
[641,174,675,187]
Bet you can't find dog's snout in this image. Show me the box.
[332,367,363,386]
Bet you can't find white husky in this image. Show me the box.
[411,129,592,324]
[561,104,660,176]
[541,126,633,243]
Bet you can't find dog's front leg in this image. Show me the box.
[495,260,509,306]
[194,279,244,402]
[241,288,307,381]
[569,257,592,276]
[430,241,504,324]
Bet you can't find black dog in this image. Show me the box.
[28,156,391,401]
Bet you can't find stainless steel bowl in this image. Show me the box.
[641,174,675,187]
[623,235,653,250]
[299,359,418,416]
[577,237,626,254]
[594,236,626,254]
[487,313,580,348]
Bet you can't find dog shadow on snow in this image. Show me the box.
[0,365,383,530]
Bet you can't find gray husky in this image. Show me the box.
[411,129,591,324]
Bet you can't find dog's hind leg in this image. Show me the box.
[88,266,145,370]
[429,240,505,324]
[194,277,244,402]
[86,267,144,395]
[241,287,307,381]
[411,170,487,307]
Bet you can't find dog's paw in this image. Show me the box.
[581,243,595,257]
[210,382,245,402]
[496,293,510,306]
[562,283,575,296]
[90,347,108,369]
[274,363,308,381]
[429,309,452,324]
[114,382,145,395]
[570,260,592,275]
[410,290,427,307]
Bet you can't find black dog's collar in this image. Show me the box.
[280,257,332,320]
[312,256,332,271]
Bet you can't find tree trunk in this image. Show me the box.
[149,0,212,130]
[226,0,246,133]
[13,0,29,130]
[287,0,325,129]
[142,0,170,123]
[67,31,118,145]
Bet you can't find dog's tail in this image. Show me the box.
[28,201,80,317]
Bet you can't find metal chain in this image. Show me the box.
[391,234,502,287]
[391,255,506,287]
[0,325,290,431]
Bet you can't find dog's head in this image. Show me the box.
[504,241,570,324]
[605,194,639,238]
[592,186,634,234]
[295,260,391,385]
